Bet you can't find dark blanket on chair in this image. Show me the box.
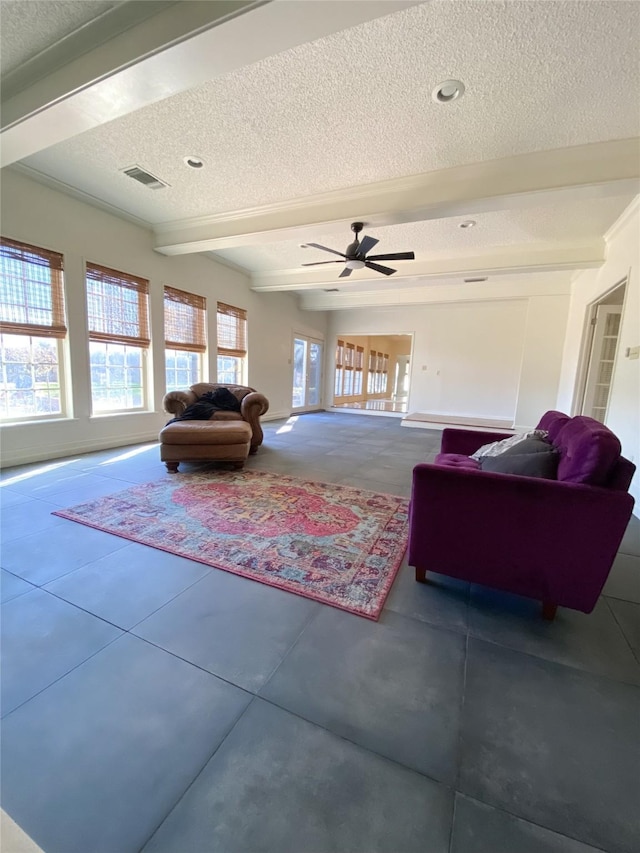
[168,388,242,424]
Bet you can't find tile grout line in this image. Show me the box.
[454,793,611,853]
[467,628,640,690]
[135,694,260,853]
[0,631,124,721]
[255,691,458,793]
[255,603,324,696]
[452,629,470,796]
[603,596,640,668]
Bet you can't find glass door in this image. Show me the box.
[292,335,323,411]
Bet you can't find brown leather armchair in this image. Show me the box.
[163,383,269,453]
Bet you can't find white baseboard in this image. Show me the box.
[262,410,293,422]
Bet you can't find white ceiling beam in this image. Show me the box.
[250,242,604,292]
[152,138,640,255]
[299,274,574,312]
[1,0,420,167]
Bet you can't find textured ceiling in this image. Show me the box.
[20,0,640,224]
[0,0,118,75]
[211,196,633,272]
[3,0,639,303]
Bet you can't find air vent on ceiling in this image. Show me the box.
[122,165,168,190]
[464,277,488,283]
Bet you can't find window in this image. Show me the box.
[343,343,355,395]
[0,237,67,421]
[217,302,247,383]
[367,349,377,394]
[85,263,149,413]
[164,286,206,391]
[334,339,344,397]
[354,346,364,395]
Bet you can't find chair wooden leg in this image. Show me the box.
[415,566,427,584]
[542,601,557,621]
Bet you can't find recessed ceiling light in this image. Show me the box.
[459,220,476,229]
[432,79,465,103]
[183,156,204,168]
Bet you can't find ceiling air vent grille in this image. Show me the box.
[122,165,168,190]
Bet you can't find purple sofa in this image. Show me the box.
[408,411,636,618]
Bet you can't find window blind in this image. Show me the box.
[86,263,150,347]
[217,302,247,357]
[164,286,206,353]
[0,237,67,338]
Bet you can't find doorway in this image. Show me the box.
[292,335,323,412]
[332,334,412,414]
[578,280,626,423]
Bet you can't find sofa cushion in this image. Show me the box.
[554,416,621,485]
[434,453,482,470]
[536,410,571,441]
[470,430,548,461]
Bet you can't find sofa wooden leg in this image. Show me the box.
[232,461,244,470]
[415,566,427,584]
[165,461,179,473]
[542,601,557,621]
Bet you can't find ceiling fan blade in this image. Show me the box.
[366,252,415,262]
[305,243,346,258]
[339,266,353,278]
[301,260,345,266]
[357,235,379,256]
[365,261,396,276]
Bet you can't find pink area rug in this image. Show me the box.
[53,470,409,620]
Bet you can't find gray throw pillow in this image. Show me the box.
[496,436,555,457]
[480,446,559,479]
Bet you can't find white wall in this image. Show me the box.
[0,170,327,466]
[557,198,640,506]
[328,295,569,427]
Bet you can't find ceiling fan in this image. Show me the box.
[301,222,415,277]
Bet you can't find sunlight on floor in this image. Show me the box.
[276,416,299,435]
[98,444,158,465]
[0,459,76,487]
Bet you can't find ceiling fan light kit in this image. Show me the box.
[301,221,415,278]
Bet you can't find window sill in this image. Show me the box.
[89,410,158,420]
[0,417,78,428]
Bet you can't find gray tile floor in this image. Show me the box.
[1,412,639,853]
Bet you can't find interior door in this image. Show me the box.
[581,305,622,422]
[292,335,323,411]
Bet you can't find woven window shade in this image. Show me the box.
[164,286,206,353]
[217,302,247,357]
[0,237,67,338]
[86,263,150,347]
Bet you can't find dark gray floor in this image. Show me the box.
[1,412,639,853]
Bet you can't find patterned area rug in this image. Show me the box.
[53,470,409,620]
